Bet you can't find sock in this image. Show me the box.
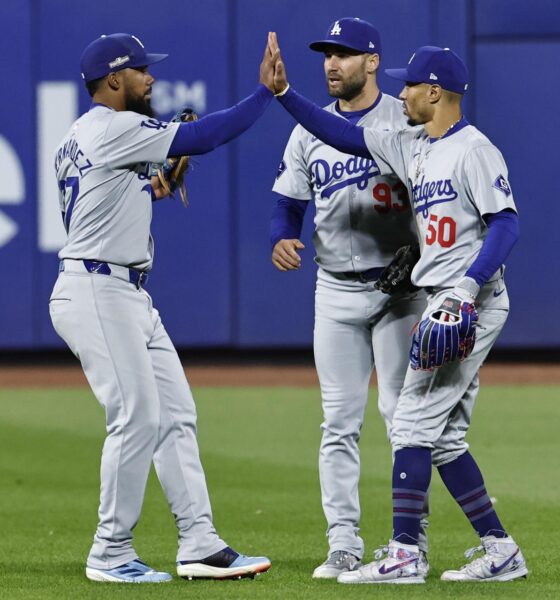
[438,451,507,538]
[392,447,432,546]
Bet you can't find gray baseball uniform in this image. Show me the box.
[273,94,427,558]
[361,122,517,463]
[50,106,226,569]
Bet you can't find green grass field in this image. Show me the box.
[0,383,559,599]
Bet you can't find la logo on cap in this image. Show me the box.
[330,21,342,35]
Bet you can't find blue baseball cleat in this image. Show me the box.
[177,546,271,580]
[86,558,173,583]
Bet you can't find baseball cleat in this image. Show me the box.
[337,540,425,584]
[177,546,271,580]
[440,535,528,582]
[85,558,172,583]
[312,550,361,579]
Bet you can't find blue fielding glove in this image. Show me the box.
[410,296,479,371]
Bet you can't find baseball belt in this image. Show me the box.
[59,259,149,289]
[331,267,385,283]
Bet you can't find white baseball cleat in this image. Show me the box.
[312,550,361,579]
[85,558,172,583]
[337,540,425,584]
[441,535,528,582]
[177,546,271,580]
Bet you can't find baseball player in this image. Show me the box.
[270,18,428,579]
[49,33,277,583]
[269,35,527,584]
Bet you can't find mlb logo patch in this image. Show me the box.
[493,174,511,197]
[276,160,287,179]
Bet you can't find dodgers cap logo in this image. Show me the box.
[385,45,469,94]
[309,17,382,56]
[80,33,168,82]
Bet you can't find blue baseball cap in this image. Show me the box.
[80,33,168,82]
[385,46,468,94]
[309,17,381,55]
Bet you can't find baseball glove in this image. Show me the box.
[409,296,479,371]
[155,107,197,206]
[375,243,420,295]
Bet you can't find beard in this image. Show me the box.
[327,71,368,102]
[125,91,155,117]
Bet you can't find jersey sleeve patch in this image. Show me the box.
[276,160,287,180]
[492,174,511,197]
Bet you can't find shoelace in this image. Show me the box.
[464,544,484,560]
[460,544,494,573]
[373,545,389,561]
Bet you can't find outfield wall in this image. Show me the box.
[1,0,558,349]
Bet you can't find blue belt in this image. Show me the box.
[59,260,149,289]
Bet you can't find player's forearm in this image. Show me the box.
[465,209,519,287]
[276,87,371,158]
[168,84,273,156]
[270,194,307,248]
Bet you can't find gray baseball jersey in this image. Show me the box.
[362,123,517,287]
[273,94,417,271]
[50,105,227,569]
[54,106,179,270]
[358,120,516,466]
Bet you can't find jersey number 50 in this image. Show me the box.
[425,214,456,248]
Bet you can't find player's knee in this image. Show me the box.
[321,416,362,438]
[431,445,468,467]
[110,411,160,440]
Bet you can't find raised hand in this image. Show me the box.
[268,32,289,95]
[260,32,280,92]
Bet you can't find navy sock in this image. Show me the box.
[438,451,507,538]
[392,448,432,546]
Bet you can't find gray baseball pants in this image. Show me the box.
[314,268,428,559]
[49,265,226,569]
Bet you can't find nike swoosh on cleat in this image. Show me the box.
[493,288,505,297]
[490,548,519,574]
[378,558,416,574]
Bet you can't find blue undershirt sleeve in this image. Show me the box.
[270,193,308,248]
[465,209,519,286]
[277,87,371,158]
[168,84,273,156]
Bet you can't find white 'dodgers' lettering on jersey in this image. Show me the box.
[410,175,458,218]
[310,156,381,199]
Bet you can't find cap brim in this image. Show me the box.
[143,52,168,66]
[309,40,362,53]
[384,68,412,82]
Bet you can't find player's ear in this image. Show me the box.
[428,84,443,104]
[366,53,379,74]
[107,72,120,91]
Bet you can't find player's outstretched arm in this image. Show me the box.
[167,36,278,157]
[272,239,305,272]
[268,32,371,159]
